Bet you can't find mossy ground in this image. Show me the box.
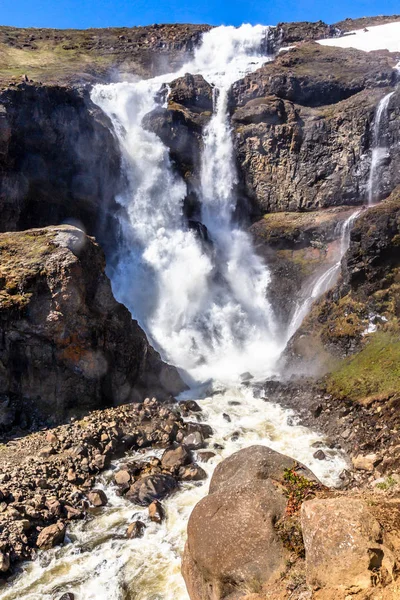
[326,330,400,402]
[0,229,56,309]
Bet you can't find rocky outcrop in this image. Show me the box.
[230,44,400,213]
[0,225,185,427]
[250,206,357,325]
[0,84,121,245]
[0,24,212,86]
[283,188,400,410]
[182,445,318,600]
[143,73,213,207]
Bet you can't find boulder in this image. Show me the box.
[36,522,66,550]
[148,500,165,523]
[161,444,192,470]
[0,226,186,426]
[126,474,178,506]
[182,445,316,600]
[179,464,207,481]
[301,497,396,590]
[114,469,131,486]
[88,489,108,507]
[126,520,146,539]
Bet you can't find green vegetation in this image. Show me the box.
[326,331,400,402]
[282,467,319,515]
[376,475,397,491]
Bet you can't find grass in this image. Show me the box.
[326,331,400,402]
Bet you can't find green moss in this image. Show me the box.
[326,331,400,402]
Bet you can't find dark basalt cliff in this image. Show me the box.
[0,225,185,429]
[0,83,121,244]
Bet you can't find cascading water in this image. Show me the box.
[0,25,350,600]
[286,210,361,340]
[367,91,394,205]
[91,24,281,385]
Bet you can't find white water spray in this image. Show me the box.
[286,210,361,340]
[367,91,394,205]
[92,25,282,385]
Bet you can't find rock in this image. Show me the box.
[0,551,10,573]
[36,522,66,549]
[352,453,380,471]
[182,432,204,450]
[182,446,317,600]
[88,489,108,507]
[114,469,131,486]
[313,450,326,460]
[301,497,395,590]
[148,500,165,523]
[58,594,75,600]
[179,464,207,481]
[229,44,400,214]
[126,520,145,539]
[161,444,192,470]
[196,451,216,463]
[0,226,186,426]
[126,474,178,506]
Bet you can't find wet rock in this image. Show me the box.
[161,444,192,470]
[148,500,165,523]
[114,469,131,486]
[182,432,204,450]
[179,464,207,481]
[313,450,326,460]
[36,522,66,550]
[88,489,108,507]
[196,451,216,463]
[126,520,146,539]
[126,474,178,506]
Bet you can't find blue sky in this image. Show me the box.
[2,0,400,29]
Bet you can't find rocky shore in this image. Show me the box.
[0,395,211,576]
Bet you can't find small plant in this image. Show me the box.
[282,467,319,515]
[376,475,397,490]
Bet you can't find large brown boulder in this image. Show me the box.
[301,497,396,590]
[0,225,186,427]
[182,445,317,600]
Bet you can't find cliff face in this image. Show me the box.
[0,83,121,245]
[230,44,400,213]
[0,225,186,429]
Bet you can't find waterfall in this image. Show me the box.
[367,91,394,205]
[92,25,282,385]
[286,210,361,340]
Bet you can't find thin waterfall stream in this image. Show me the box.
[1,24,384,600]
[367,91,394,206]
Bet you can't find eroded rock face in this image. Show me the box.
[182,445,317,600]
[0,84,121,245]
[285,188,400,368]
[0,225,185,426]
[230,44,400,213]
